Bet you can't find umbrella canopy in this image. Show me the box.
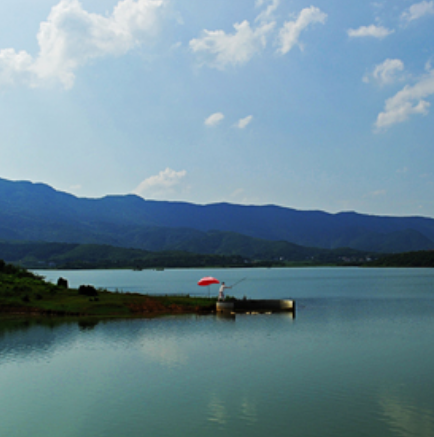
[197,276,220,286]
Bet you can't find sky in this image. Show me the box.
[0,0,433,217]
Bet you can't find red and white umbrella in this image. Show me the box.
[197,276,220,297]
[197,276,220,286]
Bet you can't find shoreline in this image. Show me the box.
[0,291,217,318]
[1,259,218,318]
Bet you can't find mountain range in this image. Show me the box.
[1,177,434,255]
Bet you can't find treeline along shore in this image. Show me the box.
[2,240,434,270]
[0,240,375,269]
[364,250,434,267]
[0,260,216,318]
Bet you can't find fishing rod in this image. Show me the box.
[231,277,246,288]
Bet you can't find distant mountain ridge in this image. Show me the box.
[1,177,434,253]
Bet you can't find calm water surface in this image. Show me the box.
[1,268,434,437]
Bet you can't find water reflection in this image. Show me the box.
[379,391,434,437]
[0,317,78,363]
[140,337,189,368]
[207,393,259,429]
[1,295,434,437]
[216,313,236,322]
[208,393,228,425]
[0,317,70,334]
[240,397,258,425]
[216,311,295,322]
[78,319,100,331]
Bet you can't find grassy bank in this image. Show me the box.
[0,260,216,317]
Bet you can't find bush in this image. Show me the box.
[224,295,237,302]
[57,277,68,288]
[78,285,98,297]
[13,285,32,294]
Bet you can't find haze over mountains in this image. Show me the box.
[1,177,434,255]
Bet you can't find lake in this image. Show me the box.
[1,267,434,437]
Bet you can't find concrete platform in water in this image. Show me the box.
[216,299,295,315]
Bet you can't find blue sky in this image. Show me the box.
[0,0,433,217]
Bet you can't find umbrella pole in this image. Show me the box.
[208,285,210,298]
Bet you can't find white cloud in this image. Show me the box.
[364,58,405,85]
[362,189,387,200]
[133,168,187,197]
[236,115,253,129]
[276,6,327,55]
[190,3,326,67]
[230,188,245,198]
[255,0,280,23]
[347,24,394,39]
[205,112,225,126]
[365,189,387,198]
[0,49,34,85]
[189,20,274,69]
[401,1,434,22]
[0,0,165,89]
[375,68,434,129]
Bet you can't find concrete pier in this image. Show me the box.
[216,299,295,314]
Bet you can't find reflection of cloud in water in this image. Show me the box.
[379,392,434,437]
[240,397,258,424]
[140,339,188,368]
[207,393,228,425]
[207,393,258,426]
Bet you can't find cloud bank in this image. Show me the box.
[189,20,274,69]
[0,0,165,89]
[190,4,327,68]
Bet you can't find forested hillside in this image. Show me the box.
[1,177,434,253]
[0,240,372,269]
[365,251,434,267]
